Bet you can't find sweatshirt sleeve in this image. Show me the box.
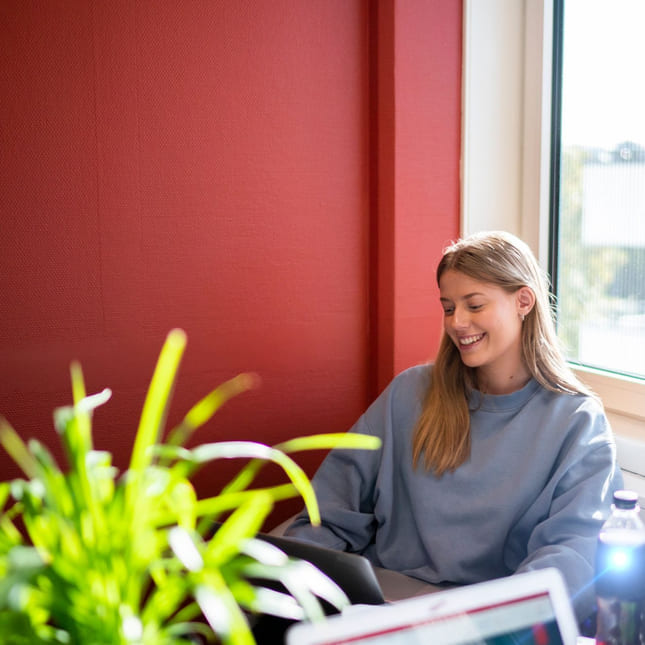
[283,371,409,552]
[284,410,384,552]
[513,399,624,624]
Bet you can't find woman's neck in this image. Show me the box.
[476,364,532,395]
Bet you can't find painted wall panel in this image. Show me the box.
[0,0,461,525]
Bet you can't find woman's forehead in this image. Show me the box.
[438,269,500,295]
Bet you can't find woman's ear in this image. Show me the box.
[517,286,536,318]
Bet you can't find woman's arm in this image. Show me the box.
[284,433,381,551]
[513,407,623,625]
[284,366,429,552]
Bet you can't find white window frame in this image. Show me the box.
[461,0,645,491]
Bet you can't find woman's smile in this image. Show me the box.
[457,333,486,348]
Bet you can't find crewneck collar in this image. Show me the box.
[469,378,540,412]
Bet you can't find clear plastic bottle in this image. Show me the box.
[595,490,645,645]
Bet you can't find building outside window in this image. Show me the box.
[552,0,645,381]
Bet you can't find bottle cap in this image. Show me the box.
[613,489,639,509]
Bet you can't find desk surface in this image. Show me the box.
[373,565,443,601]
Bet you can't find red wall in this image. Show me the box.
[0,1,461,526]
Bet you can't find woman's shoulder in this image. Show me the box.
[364,364,431,411]
[390,363,433,393]
[380,364,433,413]
[538,382,605,414]
[535,383,612,441]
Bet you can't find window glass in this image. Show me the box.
[553,0,645,380]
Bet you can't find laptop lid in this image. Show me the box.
[256,532,385,607]
[209,523,385,607]
[285,567,580,645]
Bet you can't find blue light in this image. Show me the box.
[609,548,630,570]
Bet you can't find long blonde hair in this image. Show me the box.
[412,231,592,476]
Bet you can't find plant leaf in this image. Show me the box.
[221,432,381,498]
[195,577,255,645]
[123,328,187,600]
[176,441,322,525]
[205,491,274,568]
[168,527,203,572]
[165,373,259,450]
[130,328,187,476]
[192,484,297,523]
[275,432,381,454]
[241,586,305,620]
[234,538,350,618]
[0,419,39,480]
[238,559,339,622]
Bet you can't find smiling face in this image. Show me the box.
[439,269,534,394]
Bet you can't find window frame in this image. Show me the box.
[461,0,645,477]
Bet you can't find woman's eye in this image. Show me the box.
[442,307,454,315]
[469,304,483,311]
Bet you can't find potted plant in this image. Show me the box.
[0,329,379,644]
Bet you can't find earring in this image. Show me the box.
[520,313,525,322]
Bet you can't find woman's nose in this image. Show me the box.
[450,307,469,329]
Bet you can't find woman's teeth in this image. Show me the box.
[460,334,484,346]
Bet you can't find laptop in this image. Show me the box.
[254,532,385,607]
[209,526,387,643]
[209,523,385,607]
[285,567,581,645]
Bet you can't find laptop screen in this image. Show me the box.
[316,592,562,644]
[286,568,579,645]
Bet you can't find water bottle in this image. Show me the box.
[595,490,645,645]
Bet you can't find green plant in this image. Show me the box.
[0,329,380,644]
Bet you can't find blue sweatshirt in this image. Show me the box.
[285,364,624,623]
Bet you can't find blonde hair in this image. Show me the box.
[412,231,592,476]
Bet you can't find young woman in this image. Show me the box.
[285,230,623,626]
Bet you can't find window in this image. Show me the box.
[462,0,645,494]
[551,0,645,382]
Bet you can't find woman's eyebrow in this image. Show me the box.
[439,292,485,302]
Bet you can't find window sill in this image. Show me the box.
[572,365,645,421]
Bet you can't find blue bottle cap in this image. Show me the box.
[613,490,639,509]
